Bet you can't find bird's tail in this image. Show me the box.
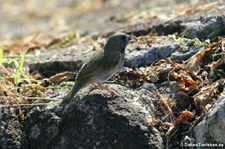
[62,82,83,104]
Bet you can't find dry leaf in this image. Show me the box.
[156,93,176,115]
[185,38,225,75]
[48,71,76,84]
[193,79,225,113]
[173,70,198,92]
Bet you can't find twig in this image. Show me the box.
[0,102,59,108]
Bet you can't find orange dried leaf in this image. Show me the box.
[149,117,160,126]
[4,77,15,86]
[49,71,76,84]
[176,110,194,125]
[33,84,46,92]
[174,70,198,92]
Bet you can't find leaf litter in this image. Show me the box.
[112,36,225,140]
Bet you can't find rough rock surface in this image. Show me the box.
[25,84,163,149]
[125,39,180,68]
[28,45,94,77]
[0,104,27,148]
[122,4,225,39]
[194,89,225,145]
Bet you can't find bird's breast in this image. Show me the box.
[92,53,125,83]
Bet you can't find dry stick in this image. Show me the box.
[26,96,60,101]
[0,102,59,108]
[0,96,60,101]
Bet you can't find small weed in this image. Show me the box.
[0,50,45,101]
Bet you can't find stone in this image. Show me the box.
[194,89,225,145]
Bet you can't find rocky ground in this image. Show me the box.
[1,0,225,149]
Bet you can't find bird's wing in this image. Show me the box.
[77,50,121,80]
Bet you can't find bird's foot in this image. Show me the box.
[90,83,102,90]
[105,87,121,97]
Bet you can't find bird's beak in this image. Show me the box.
[126,33,138,42]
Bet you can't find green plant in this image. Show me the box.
[13,51,31,86]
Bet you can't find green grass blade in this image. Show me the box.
[19,51,26,71]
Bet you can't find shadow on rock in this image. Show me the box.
[25,85,162,149]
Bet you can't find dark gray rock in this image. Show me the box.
[0,106,27,149]
[24,84,163,149]
[27,45,95,77]
[170,46,202,62]
[27,37,181,76]
[181,15,225,40]
[125,39,180,68]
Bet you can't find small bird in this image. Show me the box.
[62,32,134,104]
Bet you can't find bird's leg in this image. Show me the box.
[89,83,121,97]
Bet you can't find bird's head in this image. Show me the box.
[104,32,137,53]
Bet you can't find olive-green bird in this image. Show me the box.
[62,32,133,104]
